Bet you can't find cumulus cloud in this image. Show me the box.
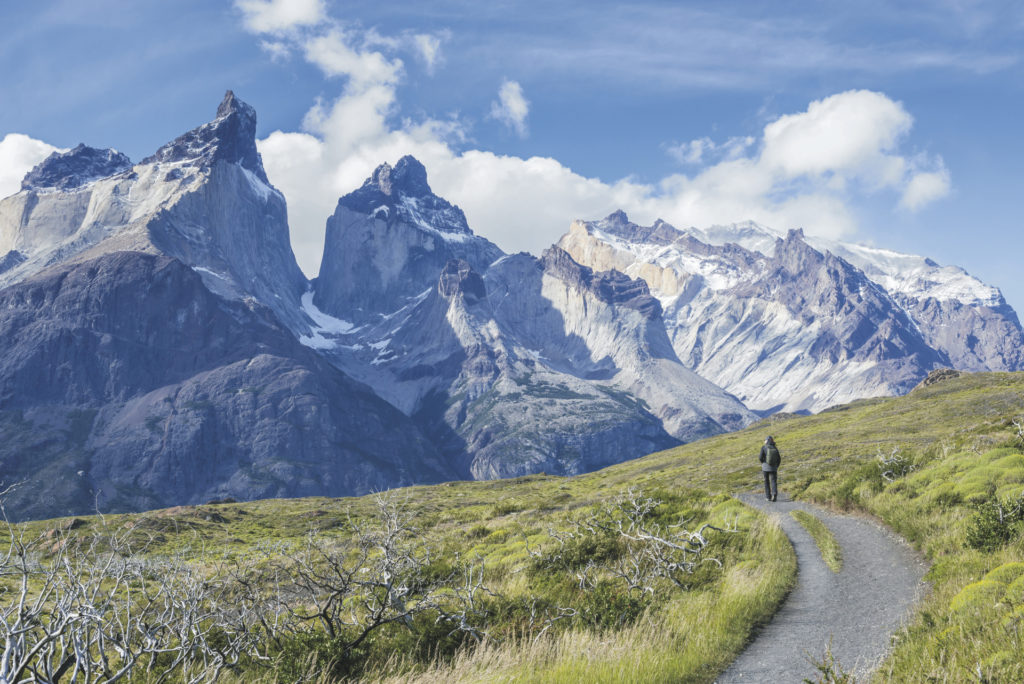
[235,0,325,34]
[0,133,60,201]
[304,30,404,89]
[489,80,530,138]
[901,166,952,210]
[761,90,912,181]
[246,17,950,277]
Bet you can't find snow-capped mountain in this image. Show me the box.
[0,95,759,519]
[0,93,450,520]
[314,155,504,323]
[558,212,1024,412]
[3,90,1015,519]
[664,219,1023,371]
[306,161,754,476]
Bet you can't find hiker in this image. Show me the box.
[759,436,780,502]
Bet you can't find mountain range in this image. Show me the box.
[0,91,1019,519]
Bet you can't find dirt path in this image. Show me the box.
[717,492,929,682]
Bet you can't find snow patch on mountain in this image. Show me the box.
[299,290,359,349]
[400,196,472,243]
[677,219,1001,309]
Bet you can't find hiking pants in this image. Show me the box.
[763,471,777,500]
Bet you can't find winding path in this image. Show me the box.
[717,493,929,682]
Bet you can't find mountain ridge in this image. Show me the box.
[558,211,1022,412]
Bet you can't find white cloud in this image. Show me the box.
[901,166,952,210]
[413,33,444,74]
[245,16,950,277]
[667,137,714,164]
[668,135,754,165]
[303,30,404,89]
[235,0,325,34]
[260,86,952,278]
[761,90,912,180]
[489,80,530,138]
[0,133,60,201]
[259,40,292,61]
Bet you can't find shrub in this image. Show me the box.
[878,446,915,482]
[966,495,1024,551]
[949,580,1005,614]
[577,579,651,630]
[983,562,1024,586]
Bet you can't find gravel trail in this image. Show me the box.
[717,492,929,682]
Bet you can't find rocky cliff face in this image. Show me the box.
[0,251,450,521]
[308,163,755,477]
[0,91,310,331]
[314,156,504,322]
[557,215,970,411]
[0,94,459,521]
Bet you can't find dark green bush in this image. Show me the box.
[578,580,651,630]
[529,528,622,576]
[966,495,1024,551]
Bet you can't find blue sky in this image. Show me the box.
[1,0,1022,312]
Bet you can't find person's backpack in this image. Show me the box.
[765,443,781,468]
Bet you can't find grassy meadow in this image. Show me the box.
[6,370,1024,681]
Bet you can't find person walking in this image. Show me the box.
[759,436,781,502]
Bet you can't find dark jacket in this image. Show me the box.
[759,441,780,472]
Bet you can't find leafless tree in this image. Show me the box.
[0,492,265,683]
[239,493,493,662]
[877,446,915,482]
[1011,418,1024,447]
[527,489,735,596]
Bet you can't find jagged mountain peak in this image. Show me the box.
[373,155,432,198]
[21,144,133,192]
[338,156,471,236]
[142,90,268,183]
[215,90,254,121]
[587,211,682,247]
[605,209,630,225]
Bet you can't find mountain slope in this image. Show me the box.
[0,91,310,331]
[558,212,1020,412]
[308,160,755,476]
[0,251,450,521]
[0,95,459,520]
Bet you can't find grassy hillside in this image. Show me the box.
[618,371,1024,681]
[6,370,1024,681]
[2,467,794,681]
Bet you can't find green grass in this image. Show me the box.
[7,487,794,683]
[13,370,1024,681]
[790,509,842,573]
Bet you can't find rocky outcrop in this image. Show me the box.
[913,367,962,390]
[559,213,960,413]
[314,157,503,322]
[0,91,310,331]
[22,144,133,192]
[0,250,25,275]
[310,164,755,475]
[0,252,450,521]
